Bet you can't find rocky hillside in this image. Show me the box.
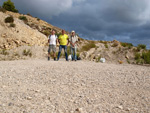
[0,11,149,65]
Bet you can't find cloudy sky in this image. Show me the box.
[1,0,150,48]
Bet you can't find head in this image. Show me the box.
[51,30,55,35]
[71,30,75,36]
[62,30,65,35]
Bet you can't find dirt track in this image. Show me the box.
[0,59,150,113]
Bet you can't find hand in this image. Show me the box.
[72,43,75,47]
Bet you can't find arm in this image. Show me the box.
[56,38,60,46]
[48,36,50,44]
[66,35,69,46]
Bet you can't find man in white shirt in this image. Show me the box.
[69,30,78,61]
[48,30,57,61]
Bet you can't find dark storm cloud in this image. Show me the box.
[0,0,150,48]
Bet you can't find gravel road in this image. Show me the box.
[0,59,150,113]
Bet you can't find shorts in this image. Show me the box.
[48,45,56,53]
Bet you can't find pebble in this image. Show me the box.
[27,97,32,100]
[75,108,85,113]
[8,102,14,106]
[116,105,123,110]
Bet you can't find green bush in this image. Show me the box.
[23,49,32,57]
[37,18,40,21]
[76,52,80,58]
[134,53,141,60]
[137,44,146,50]
[137,46,141,52]
[81,42,96,51]
[56,32,61,37]
[105,44,108,48]
[43,30,51,36]
[141,51,150,64]
[121,42,127,47]
[96,56,101,62]
[27,13,32,16]
[2,0,18,13]
[9,23,15,27]
[128,45,132,49]
[121,42,133,48]
[127,59,130,64]
[134,51,150,64]
[0,49,9,55]
[19,16,28,23]
[5,16,14,23]
[99,40,107,44]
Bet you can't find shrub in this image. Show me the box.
[105,44,108,48]
[134,51,150,64]
[43,30,51,36]
[5,16,14,23]
[76,52,80,58]
[141,51,150,64]
[81,42,96,51]
[14,52,20,57]
[127,59,130,64]
[128,45,132,49]
[136,59,141,64]
[121,42,133,48]
[0,6,6,13]
[37,18,40,21]
[121,42,127,47]
[137,44,146,50]
[19,16,28,23]
[2,0,18,13]
[56,32,61,37]
[134,53,141,60]
[96,56,101,62]
[99,40,107,44]
[0,49,9,55]
[23,49,32,57]
[9,23,15,27]
[27,13,32,16]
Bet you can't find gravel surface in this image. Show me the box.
[0,59,150,113]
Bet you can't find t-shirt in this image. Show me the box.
[58,34,69,45]
[48,35,57,45]
[69,35,78,48]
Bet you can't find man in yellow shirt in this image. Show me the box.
[57,30,69,61]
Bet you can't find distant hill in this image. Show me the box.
[0,11,150,65]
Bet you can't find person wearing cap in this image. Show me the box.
[48,30,58,61]
[57,30,69,61]
[69,30,78,61]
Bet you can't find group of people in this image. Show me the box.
[48,29,78,61]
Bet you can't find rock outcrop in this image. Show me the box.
[0,12,48,49]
